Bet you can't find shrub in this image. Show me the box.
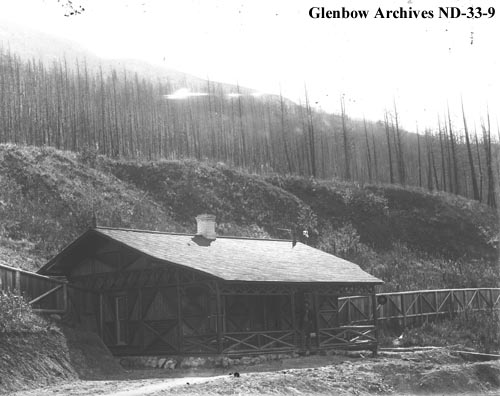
[316,222,365,258]
[77,145,99,168]
[0,290,48,333]
[399,309,500,353]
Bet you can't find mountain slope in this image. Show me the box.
[0,144,497,291]
[0,19,250,93]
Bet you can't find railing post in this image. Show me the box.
[372,289,378,356]
[449,290,455,318]
[400,293,406,329]
[14,269,21,293]
[434,291,439,316]
[418,292,423,325]
[346,297,352,324]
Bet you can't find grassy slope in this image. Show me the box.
[0,326,124,394]
[0,330,77,394]
[267,176,498,260]
[0,144,186,269]
[0,289,123,394]
[0,144,498,290]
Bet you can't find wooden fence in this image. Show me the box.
[1,262,498,327]
[0,263,67,313]
[338,288,500,328]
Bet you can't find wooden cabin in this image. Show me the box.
[38,215,383,357]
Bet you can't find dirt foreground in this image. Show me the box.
[8,349,500,396]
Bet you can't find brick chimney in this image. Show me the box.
[195,214,217,240]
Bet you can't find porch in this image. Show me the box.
[68,269,378,356]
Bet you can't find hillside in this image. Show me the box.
[0,144,497,291]
[0,29,497,208]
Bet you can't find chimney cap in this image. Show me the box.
[195,213,216,221]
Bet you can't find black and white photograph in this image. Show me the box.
[0,0,499,395]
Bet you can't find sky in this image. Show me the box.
[1,0,499,131]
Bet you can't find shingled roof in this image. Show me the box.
[40,227,382,284]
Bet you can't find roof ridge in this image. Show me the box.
[94,226,292,242]
[95,226,191,236]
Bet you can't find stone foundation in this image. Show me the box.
[118,352,300,370]
[117,349,375,370]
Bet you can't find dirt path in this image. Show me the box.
[9,376,224,396]
[7,350,500,396]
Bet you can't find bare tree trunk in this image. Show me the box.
[363,118,372,183]
[341,96,351,180]
[393,101,406,185]
[483,112,496,208]
[461,100,480,200]
[437,117,447,192]
[279,89,293,174]
[474,131,483,202]
[304,86,316,178]
[416,124,423,188]
[371,131,379,183]
[447,106,460,194]
[384,111,395,184]
[236,84,247,168]
[425,130,434,191]
[431,143,440,191]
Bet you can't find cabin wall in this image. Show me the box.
[68,281,220,355]
[66,245,217,356]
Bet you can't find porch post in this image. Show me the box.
[215,281,224,354]
[313,291,320,349]
[98,292,104,339]
[62,283,68,313]
[138,288,144,352]
[175,270,184,354]
[290,290,297,348]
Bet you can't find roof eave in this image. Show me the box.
[221,279,384,285]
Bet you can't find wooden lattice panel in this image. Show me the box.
[318,294,339,329]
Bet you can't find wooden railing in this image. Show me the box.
[183,333,219,354]
[319,325,377,349]
[0,263,67,313]
[222,330,296,353]
[339,288,500,328]
[1,263,498,331]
